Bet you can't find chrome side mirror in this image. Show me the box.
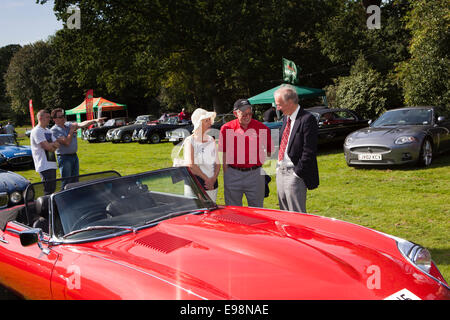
[437,116,445,123]
[19,228,50,255]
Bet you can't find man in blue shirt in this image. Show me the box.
[51,108,105,188]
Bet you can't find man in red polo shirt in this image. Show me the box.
[219,99,273,207]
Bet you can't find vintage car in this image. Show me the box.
[264,106,368,146]
[344,106,450,167]
[166,113,235,144]
[106,115,156,143]
[0,167,448,300]
[0,169,30,209]
[0,134,33,168]
[133,116,191,144]
[83,118,128,143]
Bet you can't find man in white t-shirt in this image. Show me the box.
[30,110,60,195]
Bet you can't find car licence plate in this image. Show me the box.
[358,153,382,161]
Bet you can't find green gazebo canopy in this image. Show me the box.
[248,84,326,105]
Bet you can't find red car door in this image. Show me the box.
[0,222,59,299]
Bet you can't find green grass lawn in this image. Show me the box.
[12,127,450,282]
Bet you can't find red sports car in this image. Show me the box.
[0,168,448,300]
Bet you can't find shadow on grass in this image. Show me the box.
[317,143,345,156]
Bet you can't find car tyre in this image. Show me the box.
[122,134,132,143]
[418,138,433,167]
[150,133,161,144]
[97,134,106,143]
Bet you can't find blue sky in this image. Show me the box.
[0,0,63,48]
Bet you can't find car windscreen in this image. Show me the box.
[0,135,16,146]
[103,119,115,126]
[372,108,432,127]
[52,167,214,241]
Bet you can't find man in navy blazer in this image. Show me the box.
[274,84,319,213]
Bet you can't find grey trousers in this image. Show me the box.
[276,167,307,213]
[224,166,265,208]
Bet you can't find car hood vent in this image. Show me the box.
[134,232,192,254]
[214,212,268,226]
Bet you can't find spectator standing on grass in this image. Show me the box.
[263,105,277,122]
[184,108,220,201]
[4,122,15,135]
[51,108,105,189]
[274,84,319,213]
[30,110,59,195]
[219,98,273,208]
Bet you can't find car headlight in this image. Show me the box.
[10,191,22,204]
[398,240,431,273]
[344,136,354,146]
[395,136,417,144]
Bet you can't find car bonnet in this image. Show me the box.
[66,206,443,299]
[0,170,29,193]
[0,145,32,158]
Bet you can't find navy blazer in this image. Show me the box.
[279,108,319,190]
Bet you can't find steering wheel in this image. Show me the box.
[71,211,109,231]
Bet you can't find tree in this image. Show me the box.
[37,0,338,114]
[326,55,390,119]
[0,45,22,121]
[4,42,54,122]
[397,0,450,107]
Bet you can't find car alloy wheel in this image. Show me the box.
[419,138,433,167]
[150,133,160,144]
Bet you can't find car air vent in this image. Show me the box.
[215,212,268,226]
[134,232,192,254]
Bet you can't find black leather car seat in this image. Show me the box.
[32,195,50,233]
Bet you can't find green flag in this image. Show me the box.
[282,58,300,84]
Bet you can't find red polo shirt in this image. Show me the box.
[219,119,273,168]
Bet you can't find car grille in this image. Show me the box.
[9,156,33,166]
[350,146,391,153]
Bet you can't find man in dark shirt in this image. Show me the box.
[263,105,277,122]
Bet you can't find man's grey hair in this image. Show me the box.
[274,84,299,104]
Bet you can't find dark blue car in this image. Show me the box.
[0,169,30,208]
[0,134,33,168]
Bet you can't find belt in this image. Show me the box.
[229,165,261,172]
[58,153,77,156]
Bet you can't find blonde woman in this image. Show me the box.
[184,108,220,201]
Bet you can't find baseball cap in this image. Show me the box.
[233,99,252,111]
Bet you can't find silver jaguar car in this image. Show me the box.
[344,106,450,167]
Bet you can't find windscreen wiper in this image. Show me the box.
[142,208,209,227]
[63,225,138,239]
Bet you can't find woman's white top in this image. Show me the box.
[184,134,217,179]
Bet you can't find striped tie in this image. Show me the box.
[278,117,291,161]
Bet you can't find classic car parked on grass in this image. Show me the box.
[264,106,368,145]
[106,115,156,143]
[0,167,448,300]
[344,106,450,167]
[166,113,235,144]
[0,169,30,209]
[134,116,191,144]
[83,118,128,143]
[0,134,33,168]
